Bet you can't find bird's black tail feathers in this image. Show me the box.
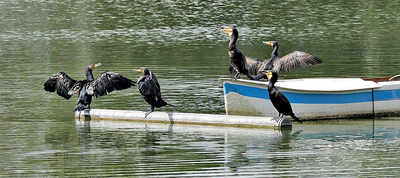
[290,113,302,123]
[166,103,176,107]
[155,99,168,108]
[155,99,177,108]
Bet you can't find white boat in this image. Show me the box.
[220,75,400,120]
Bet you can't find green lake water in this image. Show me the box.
[1,0,400,177]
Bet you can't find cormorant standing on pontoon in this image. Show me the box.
[136,67,171,119]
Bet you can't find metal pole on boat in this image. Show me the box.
[371,88,376,138]
[371,88,375,118]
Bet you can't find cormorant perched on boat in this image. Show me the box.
[136,67,170,119]
[252,41,322,80]
[266,70,302,123]
[44,63,135,111]
[222,26,321,80]
[222,25,264,80]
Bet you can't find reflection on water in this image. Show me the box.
[5,119,399,177]
[2,0,400,177]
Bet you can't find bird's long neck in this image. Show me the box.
[267,80,275,91]
[147,72,152,79]
[86,68,94,81]
[268,73,278,90]
[265,44,279,70]
[271,44,279,58]
[229,33,238,50]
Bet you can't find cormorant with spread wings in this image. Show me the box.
[222,25,321,80]
[252,41,322,80]
[44,63,135,111]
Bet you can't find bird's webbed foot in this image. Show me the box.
[232,72,240,80]
[230,65,241,80]
[73,103,89,112]
[144,106,155,119]
[144,111,153,119]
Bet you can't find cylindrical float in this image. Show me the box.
[75,109,292,129]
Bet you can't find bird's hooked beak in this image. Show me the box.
[91,63,102,70]
[94,63,102,68]
[265,71,273,80]
[222,26,233,36]
[263,41,274,47]
[136,68,144,73]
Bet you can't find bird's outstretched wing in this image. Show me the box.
[87,71,135,97]
[69,80,87,96]
[273,51,322,72]
[43,72,77,99]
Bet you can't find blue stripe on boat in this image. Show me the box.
[223,82,374,104]
[374,89,400,101]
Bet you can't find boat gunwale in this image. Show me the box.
[219,77,385,93]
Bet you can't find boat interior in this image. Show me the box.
[363,74,400,82]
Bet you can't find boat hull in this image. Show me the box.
[221,78,400,120]
[374,82,400,115]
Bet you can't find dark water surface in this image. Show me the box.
[1,0,400,177]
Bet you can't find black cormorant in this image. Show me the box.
[222,26,321,81]
[44,63,135,111]
[253,41,322,80]
[266,70,301,122]
[136,67,169,119]
[222,25,264,80]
